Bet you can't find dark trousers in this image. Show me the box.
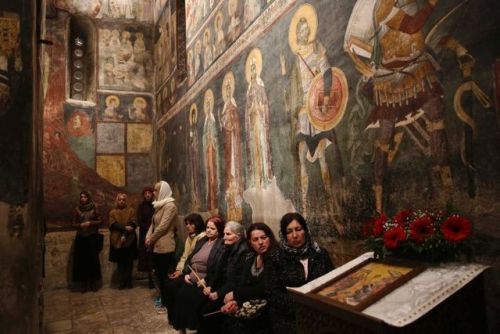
[117,259,133,288]
[152,252,174,306]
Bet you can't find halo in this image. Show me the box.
[105,95,120,107]
[288,3,318,55]
[215,11,224,29]
[245,48,263,84]
[203,88,214,115]
[203,28,211,44]
[195,39,202,53]
[221,71,235,103]
[133,97,147,108]
[189,103,198,126]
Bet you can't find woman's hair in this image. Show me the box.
[80,190,91,201]
[184,213,205,234]
[279,212,309,238]
[206,215,225,236]
[247,222,277,251]
[225,221,246,239]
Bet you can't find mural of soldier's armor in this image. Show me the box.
[347,0,454,213]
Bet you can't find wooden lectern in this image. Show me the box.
[289,253,489,334]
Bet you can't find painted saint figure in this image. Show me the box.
[226,0,241,43]
[103,95,122,121]
[194,40,202,78]
[245,48,273,188]
[202,88,219,212]
[243,0,262,28]
[220,71,243,221]
[188,103,202,210]
[286,4,345,224]
[128,97,148,122]
[213,11,226,58]
[202,28,214,71]
[187,49,195,86]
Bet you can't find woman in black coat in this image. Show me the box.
[264,212,334,333]
[221,222,277,334]
[198,221,249,334]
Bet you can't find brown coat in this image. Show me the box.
[146,202,178,254]
[109,206,137,249]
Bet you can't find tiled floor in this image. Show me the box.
[43,284,177,334]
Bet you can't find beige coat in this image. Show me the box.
[146,202,178,254]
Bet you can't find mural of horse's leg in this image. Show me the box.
[423,96,453,201]
[373,119,395,213]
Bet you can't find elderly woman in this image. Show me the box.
[165,213,206,325]
[221,222,277,333]
[172,216,226,333]
[265,212,333,333]
[199,221,249,333]
[146,181,178,306]
[72,191,102,292]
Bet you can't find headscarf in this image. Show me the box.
[78,190,95,212]
[278,213,321,257]
[152,180,175,209]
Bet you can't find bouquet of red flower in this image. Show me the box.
[363,209,474,262]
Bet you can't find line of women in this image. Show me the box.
[71,180,334,333]
[163,211,334,334]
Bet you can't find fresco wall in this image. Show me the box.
[0,1,44,332]
[157,1,500,329]
[43,0,155,227]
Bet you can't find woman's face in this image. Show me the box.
[153,183,160,200]
[205,221,218,239]
[250,229,270,255]
[185,221,196,235]
[224,227,240,245]
[286,220,306,248]
[80,193,89,204]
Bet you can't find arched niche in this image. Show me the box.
[67,15,96,102]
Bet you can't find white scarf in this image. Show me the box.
[152,181,175,209]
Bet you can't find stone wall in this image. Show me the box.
[0,1,44,333]
[45,229,115,289]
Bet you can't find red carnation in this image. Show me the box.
[441,215,472,242]
[384,227,406,250]
[373,213,388,236]
[394,209,412,227]
[410,215,434,243]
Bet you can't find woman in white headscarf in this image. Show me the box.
[146,181,178,309]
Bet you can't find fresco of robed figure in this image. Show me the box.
[245,48,273,189]
[220,71,243,221]
[202,88,219,212]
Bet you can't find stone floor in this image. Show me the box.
[43,283,177,334]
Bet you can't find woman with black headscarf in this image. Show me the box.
[264,212,333,333]
[72,190,102,292]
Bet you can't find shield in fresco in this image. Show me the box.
[306,67,348,131]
